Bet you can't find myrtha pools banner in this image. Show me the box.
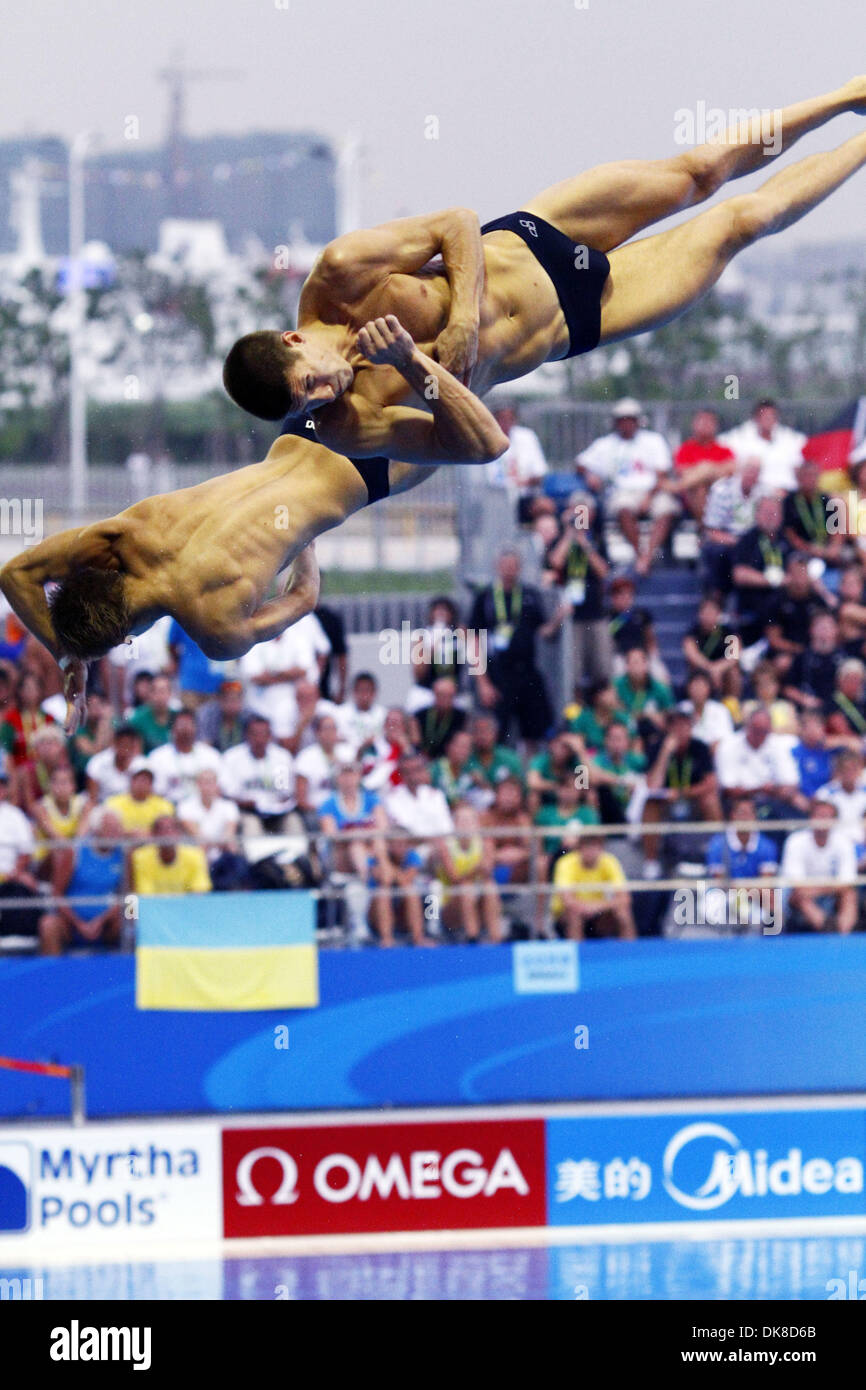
[0,1122,221,1251]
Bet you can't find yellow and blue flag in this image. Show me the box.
[135,892,318,1011]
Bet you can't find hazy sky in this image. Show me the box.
[5,0,866,245]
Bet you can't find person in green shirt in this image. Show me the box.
[535,778,600,860]
[532,776,601,935]
[562,679,636,756]
[613,647,673,742]
[590,720,647,824]
[128,674,176,753]
[431,729,477,807]
[527,732,581,811]
[465,713,524,802]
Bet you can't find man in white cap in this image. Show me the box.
[575,399,676,574]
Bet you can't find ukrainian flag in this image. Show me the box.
[136,892,318,1011]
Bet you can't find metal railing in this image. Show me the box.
[0,1054,86,1124]
[0,816,858,918]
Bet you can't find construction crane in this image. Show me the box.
[157,54,242,212]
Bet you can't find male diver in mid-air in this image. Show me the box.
[0,319,507,734]
[224,78,866,465]
[6,81,866,731]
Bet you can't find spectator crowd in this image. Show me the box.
[1,395,866,951]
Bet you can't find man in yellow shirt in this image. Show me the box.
[552,831,635,940]
[132,814,212,896]
[105,759,174,840]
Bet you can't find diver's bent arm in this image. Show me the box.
[394,341,506,463]
[0,564,58,656]
[246,544,320,645]
[0,539,93,732]
[340,316,507,465]
[0,525,112,657]
[315,207,480,288]
[0,533,80,656]
[437,208,484,330]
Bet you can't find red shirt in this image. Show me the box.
[2,708,56,765]
[674,439,735,471]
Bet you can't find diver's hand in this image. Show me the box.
[433,319,479,386]
[357,315,415,370]
[62,658,87,735]
[286,541,320,605]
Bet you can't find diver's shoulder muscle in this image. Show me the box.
[264,434,301,462]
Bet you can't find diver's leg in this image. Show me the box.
[598,128,866,343]
[524,78,865,252]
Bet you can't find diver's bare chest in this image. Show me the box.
[346,275,445,346]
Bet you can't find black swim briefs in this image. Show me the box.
[481,211,610,359]
[278,411,390,506]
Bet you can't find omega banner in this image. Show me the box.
[221,1119,547,1237]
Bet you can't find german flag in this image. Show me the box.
[802,396,866,490]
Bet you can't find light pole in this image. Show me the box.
[336,131,362,236]
[68,132,95,516]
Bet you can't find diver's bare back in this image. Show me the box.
[0,435,372,732]
[121,439,366,651]
[0,435,365,684]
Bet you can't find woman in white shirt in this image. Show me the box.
[177,768,241,863]
[294,714,355,814]
[685,670,735,751]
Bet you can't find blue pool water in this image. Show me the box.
[3,1231,865,1300]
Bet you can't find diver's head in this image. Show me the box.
[48,567,130,661]
[222,329,353,421]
